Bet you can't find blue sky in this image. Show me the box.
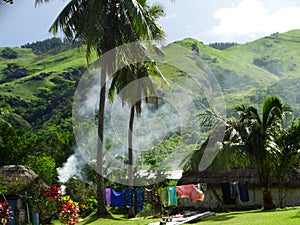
[1,0,300,47]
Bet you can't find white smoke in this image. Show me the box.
[57,148,86,183]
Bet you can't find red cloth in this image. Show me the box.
[176,184,204,202]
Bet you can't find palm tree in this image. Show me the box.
[232,96,292,209]
[35,0,167,217]
[108,60,168,217]
[184,96,291,210]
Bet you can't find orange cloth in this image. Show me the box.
[176,184,204,202]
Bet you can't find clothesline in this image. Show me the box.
[104,184,206,209]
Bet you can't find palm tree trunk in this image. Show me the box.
[258,168,276,210]
[262,188,276,210]
[96,67,109,217]
[128,105,135,218]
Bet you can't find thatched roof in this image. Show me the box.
[0,165,38,181]
[0,165,48,195]
[177,168,300,188]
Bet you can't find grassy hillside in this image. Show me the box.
[161,29,300,115]
[1,29,300,130]
[0,45,88,128]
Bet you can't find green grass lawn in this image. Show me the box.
[74,207,300,225]
[200,207,300,225]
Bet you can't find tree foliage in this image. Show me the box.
[185,96,299,210]
[0,47,17,59]
[22,154,57,184]
[208,42,238,50]
[21,37,77,55]
[0,64,28,84]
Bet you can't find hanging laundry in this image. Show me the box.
[105,188,112,206]
[159,187,169,207]
[230,181,240,199]
[221,183,236,204]
[144,187,156,203]
[239,181,249,202]
[125,188,135,208]
[135,188,144,211]
[168,186,178,206]
[111,189,125,207]
[176,184,205,202]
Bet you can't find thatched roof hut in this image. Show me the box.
[177,168,300,188]
[0,165,47,195]
[0,165,38,181]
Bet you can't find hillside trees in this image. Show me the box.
[0,64,28,83]
[208,42,238,50]
[0,116,73,184]
[0,48,17,59]
[21,37,76,55]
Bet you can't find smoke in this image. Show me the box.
[63,41,226,186]
[57,147,86,183]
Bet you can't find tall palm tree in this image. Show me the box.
[35,0,167,217]
[108,60,169,217]
[184,96,291,210]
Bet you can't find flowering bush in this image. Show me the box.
[59,197,80,225]
[45,185,80,225]
[0,201,13,225]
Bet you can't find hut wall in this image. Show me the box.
[179,186,300,210]
[270,188,300,207]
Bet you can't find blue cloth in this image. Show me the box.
[239,181,249,202]
[135,188,144,211]
[168,186,178,206]
[111,189,125,207]
[125,188,135,208]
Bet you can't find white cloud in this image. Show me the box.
[208,0,300,42]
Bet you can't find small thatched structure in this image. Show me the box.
[0,165,48,225]
[177,168,300,211]
[0,165,38,181]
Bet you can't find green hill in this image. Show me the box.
[166,30,300,115]
[1,29,300,130]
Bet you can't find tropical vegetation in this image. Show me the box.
[184,96,300,210]
[1,0,300,221]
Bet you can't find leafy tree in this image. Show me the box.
[0,47,17,59]
[0,122,28,166]
[22,153,57,184]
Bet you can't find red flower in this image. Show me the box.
[44,185,62,201]
[0,202,14,225]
